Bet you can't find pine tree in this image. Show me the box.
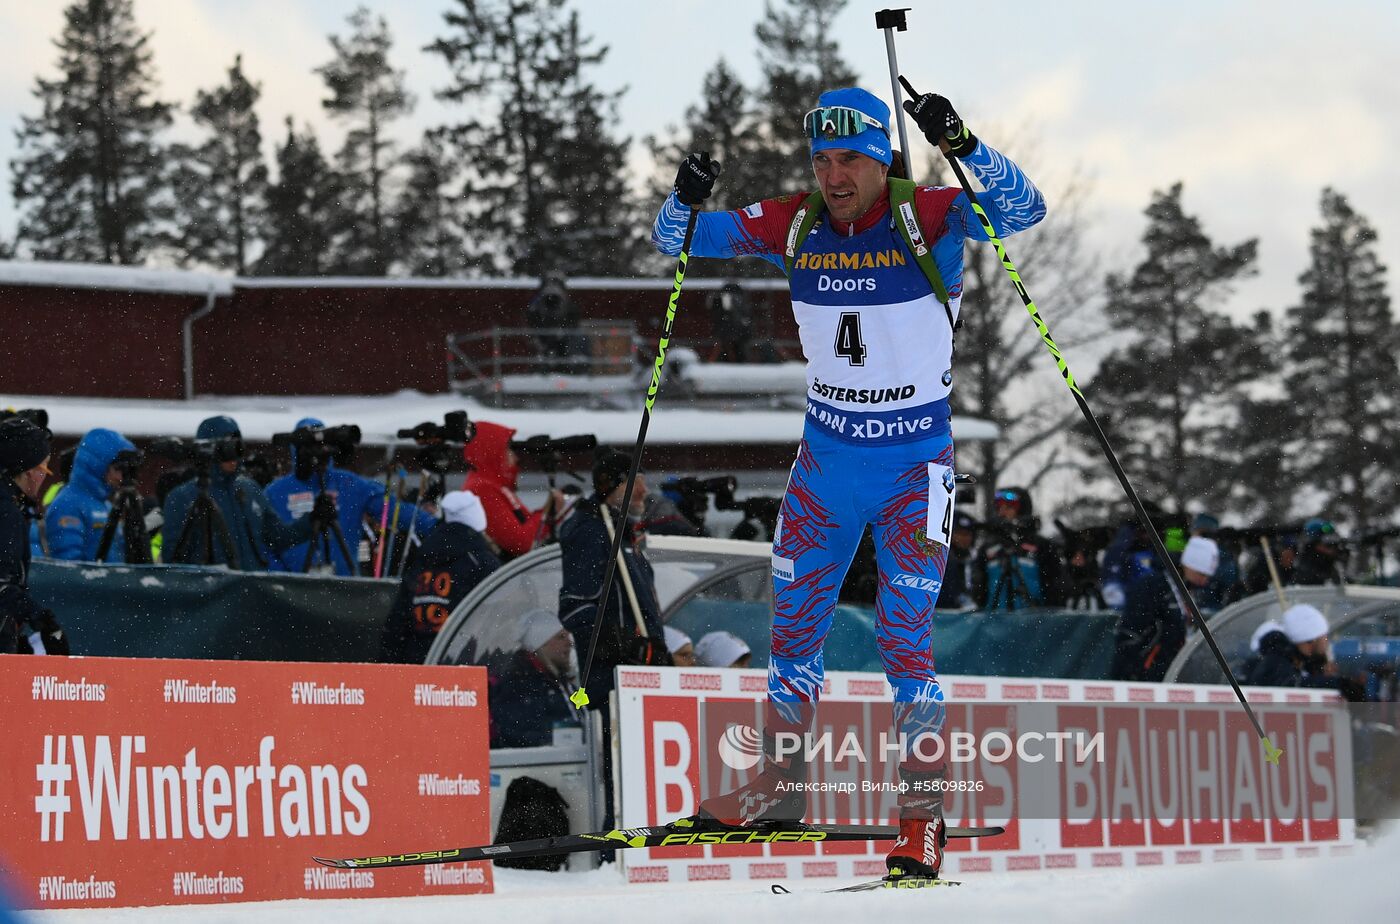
[751,0,859,192]
[943,149,1105,519]
[646,59,765,212]
[1283,188,1398,534]
[427,0,642,277]
[171,55,267,273]
[10,0,174,264]
[1085,183,1262,515]
[255,119,340,276]
[393,133,468,277]
[316,5,414,274]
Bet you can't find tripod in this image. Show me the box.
[95,474,153,564]
[983,522,1038,612]
[301,464,355,576]
[395,470,446,579]
[170,465,239,568]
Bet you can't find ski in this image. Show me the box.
[772,876,961,894]
[313,819,1005,870]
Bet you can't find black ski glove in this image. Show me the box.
[674,153,722,206]
[903,92,978,157]
[33,610,70,656]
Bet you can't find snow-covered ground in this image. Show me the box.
[28,827,1396,924]
[0,391,999,446]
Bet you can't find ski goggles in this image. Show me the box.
[803,106,889,141]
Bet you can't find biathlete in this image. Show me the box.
[651,86,1045,878]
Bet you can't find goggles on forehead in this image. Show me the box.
[803,106,889,141]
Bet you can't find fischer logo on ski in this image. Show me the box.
[659,829,827,847]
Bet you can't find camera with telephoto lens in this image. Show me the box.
[397,411,475,475]
[272,424,362,470]
[397,410,474,445]
[109,448,145,482]
[149,435,243,468]
[510,433,598,479]
[665,475,738,532]
[511,434,598,458]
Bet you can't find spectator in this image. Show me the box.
[707,280,755,362]
[1099,510,1160,610]
[1189,514,1233,611]
[976,486,1067,609]
[695,630,752,668]
[488,608,581,749]
[380,490,501,664]
[1244,533,1297,596]
[1243,603,1363,700]
[665,626,696,666]
[525,272,588,373]
[558,448,669,707]
[0,417,67,656]
[462,420,561,560]
[1294,518,1347,585]
[44,428,137,562]
[164,416,330,570]
[934,511,978,610]
[31,444,75,556]
[1110,535,1219,682]
[266,417,437,576]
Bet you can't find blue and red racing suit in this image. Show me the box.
[652,140,1045,772]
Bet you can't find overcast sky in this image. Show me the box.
[0,0,1396,323]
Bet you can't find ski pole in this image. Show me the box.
[1259,536,1291,611]
[600,504,650,637]
[396,470,427,579]
[886,57,1279,766]
[372,469,393,578]
[571,206,700,709]
[875,8,913,179]
[383,467,406,577]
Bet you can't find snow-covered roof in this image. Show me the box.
[0,391,999,445]
[0,259,233,297]
[234,275,790,291]
[0,257,788,295]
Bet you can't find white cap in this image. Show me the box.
[1250,619,1284,652]
[519,608,568,652]
[694,631,750,668]
[1180,536,1220,577]
[1282,604,1329,644]
[664,626,692,654]
[440,490,488,532]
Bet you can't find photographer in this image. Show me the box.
[525,272,588,373]
[380,490,500,664]
[558,449,670,708]
[707,279,755,363]
[162,416,331,569]
[462,420,562,560]
[1,417,68,655]
[266,417,437,577]
[975,486,1067,610]
[1295,518,1347,586]
[44,427,138,562]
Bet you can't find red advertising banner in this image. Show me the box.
[0,655,492,909]
[615,669,1356,884]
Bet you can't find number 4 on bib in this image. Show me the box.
[834,312,867,366]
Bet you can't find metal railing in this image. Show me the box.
[446,322,807,407]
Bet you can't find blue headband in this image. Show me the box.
[808,87,893,166]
